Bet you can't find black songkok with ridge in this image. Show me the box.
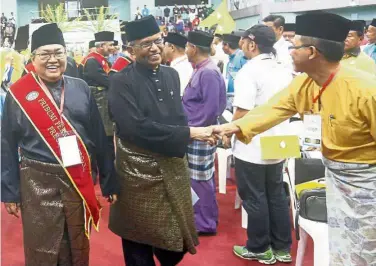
[94,31,114,42]
[187,30,213,48]
[295,12,351,42]
[125,15,160,41]
[164,32,188,48]
[31,23,65,52]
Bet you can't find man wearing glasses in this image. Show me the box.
[214,13,376,265]
[1,23,119,265]
[108,16,213,266]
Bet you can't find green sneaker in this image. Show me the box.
[233,246,276,265]
[273,250,292,263]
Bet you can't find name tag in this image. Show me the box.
[303,113,322,148]
[58,134,82,167]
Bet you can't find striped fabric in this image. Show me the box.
[187,140,216,181]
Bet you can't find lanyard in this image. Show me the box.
[38,77,65,118]
[312,70,338,110]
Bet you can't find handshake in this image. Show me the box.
[189,123,241,146]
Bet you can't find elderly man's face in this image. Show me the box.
[32,44,67,82]
[344,31,362,51]
[132,33,164,68]
[289,35,316,73]
[366,25,376,43]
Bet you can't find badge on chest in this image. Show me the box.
[57,132,83,167]
[303,113,322,149]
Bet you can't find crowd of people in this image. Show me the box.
[1,12,17,48]
[135,3,214,34]
[1,10,376,266]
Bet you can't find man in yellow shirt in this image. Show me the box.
[342,20,376,74]
[213,12,376,266]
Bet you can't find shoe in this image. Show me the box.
[273,250,292,263]
[233,246,276,265]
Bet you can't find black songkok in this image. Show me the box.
[94,31,114,42]
[125,15,160,42]
[31,23,65,52]
[187,30,213,48]
[164,32,188,48]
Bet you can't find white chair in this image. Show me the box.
[285,158,329,266]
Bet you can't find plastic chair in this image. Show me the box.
[286,158,329,266]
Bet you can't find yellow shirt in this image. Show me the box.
[234,66,376,164]
[341,51,376,75]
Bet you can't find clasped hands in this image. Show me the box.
[189,123,240,146]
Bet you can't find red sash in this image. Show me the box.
[25,62,35,74]
[85,52,110,73]
[9,73,101,238]
[110,56,132,72]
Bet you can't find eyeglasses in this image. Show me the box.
[34,51,66,61]
[133,38,164,49]
[288,44,314,50]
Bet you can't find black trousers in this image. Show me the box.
[122,238,186,266]
[235,158,292,253]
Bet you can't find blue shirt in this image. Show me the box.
[226,49,247,93]
[142,8,150,17]
[363,43,376,64]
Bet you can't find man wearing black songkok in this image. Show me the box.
[1,23,119,266]
[82,31,116,161]
[214,12,376,266]
[108,15,213,266]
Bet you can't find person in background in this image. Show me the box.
[207,4,215,16]
[173,4,180,22]
[213,13,376,266]
[142,5,150,17]
[222,33,247,112]
[108,43,120,65]
[192,15,200,30]
[211,33,228,73]
[1,23,118,266]
[175,15,185,35]
[1,54,14,90]
[164,5,171,24]
[155,6,163,18]
[163,32,193,96]
[110,33,134,74]
[183,30,226,235]
[283,23,296,43]
[227,25,293,264]
[232,30,246,49]
[263,15,293,72]
[342,20,376,74]
[162,26,169,37]
[135,7,142,20]
[364,18,376,63]
[82,31,115,161]
[108,15,205,266]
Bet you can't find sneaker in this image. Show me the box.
[233,246,276,265]
[273,250,292,263]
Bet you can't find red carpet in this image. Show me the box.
[1,175,314,265]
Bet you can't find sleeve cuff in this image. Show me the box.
[233,119,253,144]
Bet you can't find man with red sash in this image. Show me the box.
[1,23,119,266]
[78,40,96,79]
[82,31,115,160]
[110,34,134,74]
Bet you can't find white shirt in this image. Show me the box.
[232,53,293,165]
[274,37,293,72]
[170,55,193,97]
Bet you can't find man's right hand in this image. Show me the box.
[4,203,20,218]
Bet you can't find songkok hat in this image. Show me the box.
[295,12,351,42]
[232,30,245,37]
[31,23,65,52]
[214,33,223,38]
[15,24,29,51]
[350,20,366,33]
[370,19,376,27]
[94,31,114,42]
[188,30,213,48]
[242,24,276,47]
[222,34,241,44]
[89,40,95,49]
[125,15,160,41]
[284,23,296,32]
[164,32,187,48]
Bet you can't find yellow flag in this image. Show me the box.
[199,0,236,34]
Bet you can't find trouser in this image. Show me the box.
[235,158,292,253]
[191,176,218,233]
[122,239,186,266]
[107,135,115,161]
[20,157,89,266]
